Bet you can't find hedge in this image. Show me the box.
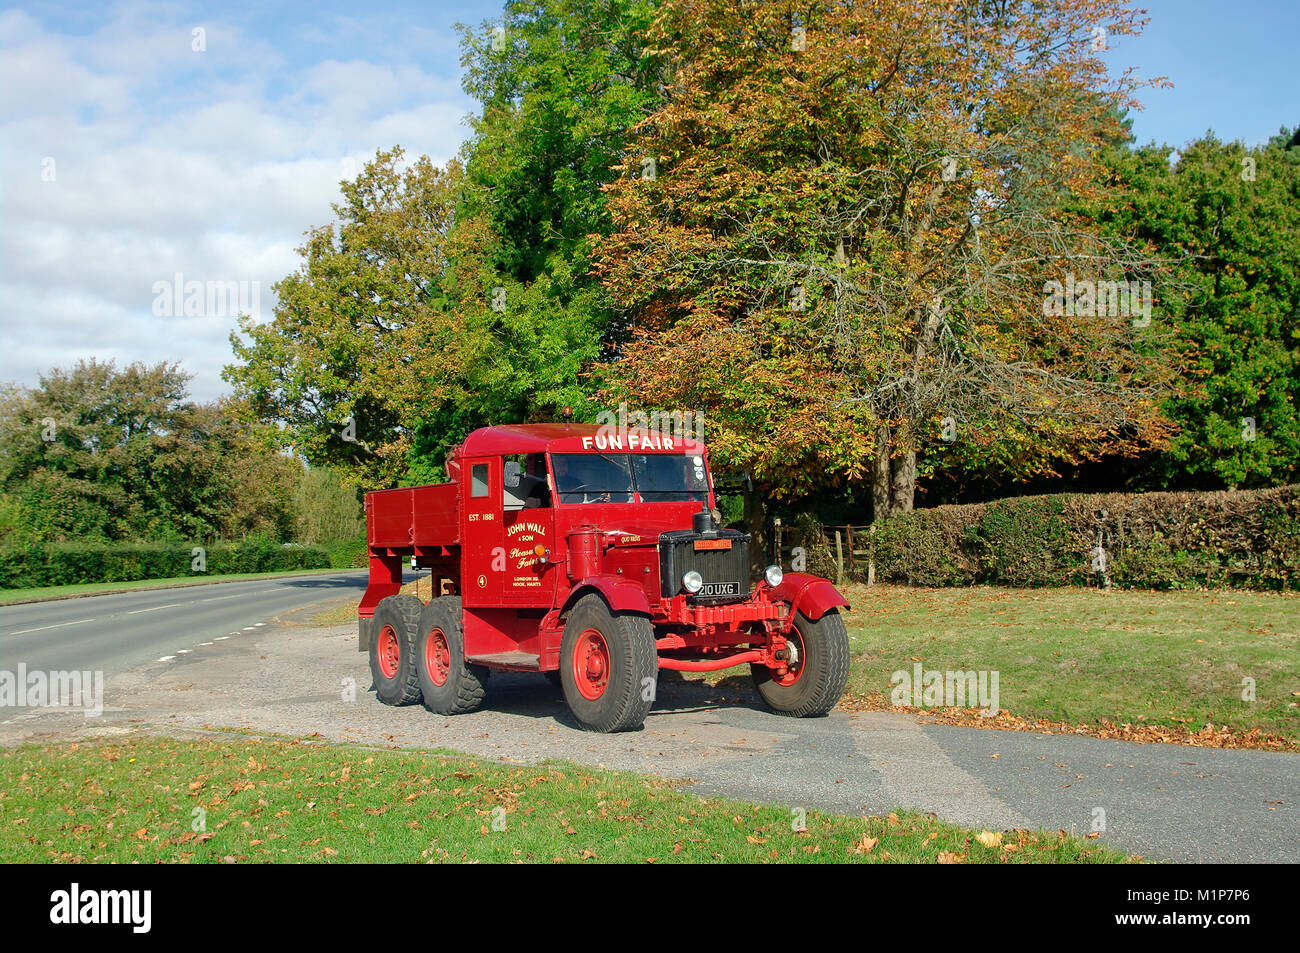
[825,485,1300,591]
[0,539,331,590]
[323,535,368,569]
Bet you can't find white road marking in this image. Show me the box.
[199,642,213,646]
[156,656,175,662]
[9,618,95,635]
[177,649,191,654]
[127,603,184,615]
[254,622,266,627]
[215,636,230,641]
[242,627,256,631]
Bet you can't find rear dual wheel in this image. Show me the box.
[415,596,488,715]
[369,594,424,706]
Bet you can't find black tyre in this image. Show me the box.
[415,596,488,715]
[560,594,657,732]
[751,609,849,717]
[369,594,423,706]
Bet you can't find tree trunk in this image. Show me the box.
[743,484,767,576]
[872,425,891,524]
[890,446,917,515]
[872,300,939,521]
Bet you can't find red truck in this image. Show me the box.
[357,423,850,732]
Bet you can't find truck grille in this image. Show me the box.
[659,530,751,603]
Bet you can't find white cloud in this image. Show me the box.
[0,3,474,402]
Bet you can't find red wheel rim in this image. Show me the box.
[424,628,451,687]
[773,630,805,687]
[377,624,401,679]
[573,628,610,700]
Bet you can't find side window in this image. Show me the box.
[504,454,551,511]
[470,463,489,498]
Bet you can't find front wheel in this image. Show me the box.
[751,609,849,717]
[560,594,657,732]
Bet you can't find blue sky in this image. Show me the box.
[1104,0,1298,149]
[1,0,1295,402]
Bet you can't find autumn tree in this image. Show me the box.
[597,0,1176,522]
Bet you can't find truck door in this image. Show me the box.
[501,452,558,606]
[461,456,504,608]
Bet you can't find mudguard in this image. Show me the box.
[563,575,654,617]
[769,572,849,621]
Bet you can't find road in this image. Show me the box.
[0,572,368,715]
[1,585,1295,863]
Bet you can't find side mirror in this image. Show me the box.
[504,460,522,488]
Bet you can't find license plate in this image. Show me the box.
[700,582,740,596]
[694,539,732,551]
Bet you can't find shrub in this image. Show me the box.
[842,485,1300,591]
[0,540,330,590]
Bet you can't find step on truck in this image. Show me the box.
[357,422,851,732]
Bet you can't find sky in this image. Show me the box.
[1,0,1296,403]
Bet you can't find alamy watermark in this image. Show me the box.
[1042,273,1152,327]
[0,664,103,717]
[152,273,260,319]
[889,664,999,716]
[593,401,705,448]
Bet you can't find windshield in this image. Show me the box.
[550,453,710,504]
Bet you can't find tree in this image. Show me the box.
[1094,129,1300,489]
[228,4,667,489]
[596,0,1176,522]
[292,466,364,544]
[225,151,469,488]
[0,360,295,543]
[458,0,663,287]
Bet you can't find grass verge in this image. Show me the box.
[0,568,352,606]
[0,736,1134,864]
[836,584,1300,746]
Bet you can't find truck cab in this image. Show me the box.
[358,423,849,732]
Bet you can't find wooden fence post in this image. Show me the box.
[867,523,876,587]
[834,530,845,587]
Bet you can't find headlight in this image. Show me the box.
[682,570,704,593]
[764,565,784,587]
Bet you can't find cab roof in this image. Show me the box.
[457,423,706,457]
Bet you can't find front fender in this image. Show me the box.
[769,572,849,622]
[562,575,653,617]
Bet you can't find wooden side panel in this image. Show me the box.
[367,487,413,548]
[412,483,459,547]
[367,482,459,549]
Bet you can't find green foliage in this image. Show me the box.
[863,486,1300,590]
[871,511,976,587]
[225,4,663,489]
[972,496,1075,588]
[1094,128,1300,489]
[0,539,330,590]
[293,467,364,544]
[322,535,369,569]
[458,0,662,284]
[0,361,296,545]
